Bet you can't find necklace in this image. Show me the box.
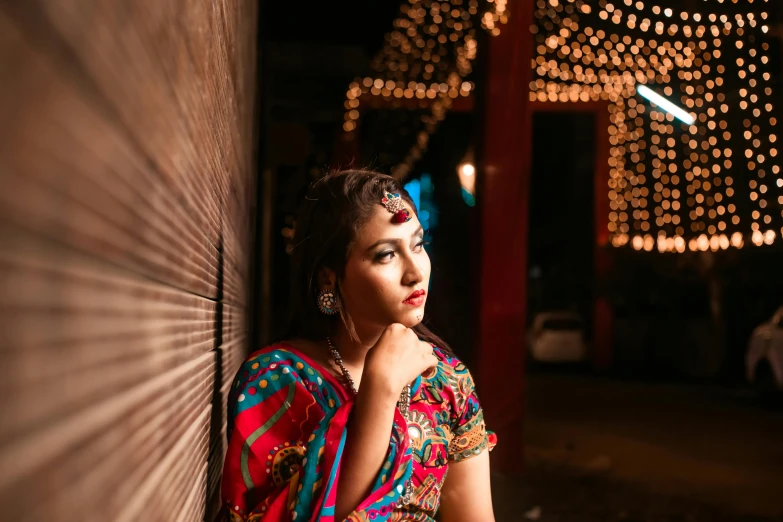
[326,336,415,508]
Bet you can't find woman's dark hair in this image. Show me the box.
[281,169,451,353]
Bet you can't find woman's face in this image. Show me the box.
[339,204,431,332]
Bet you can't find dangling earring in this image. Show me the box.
[317,288,338,315]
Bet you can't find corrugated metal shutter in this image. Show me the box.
[0,2,257,521]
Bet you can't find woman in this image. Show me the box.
[221,170,496,521]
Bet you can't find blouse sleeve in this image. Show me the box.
[220,348,413,522]
[446,360,497,463]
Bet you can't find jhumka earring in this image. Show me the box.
[317,288,338,315]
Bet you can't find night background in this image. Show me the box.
[258,0,783,381]
[1,0,783,521]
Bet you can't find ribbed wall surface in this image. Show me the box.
[0,2,257,520]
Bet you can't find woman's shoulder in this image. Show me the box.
[242,342,293,366]
[233,343,294,379]
[430,345,472,378]
[228,343,343,418]
[231,342,333,394]
[422,345,479,408]
[239,340,324,369]
[426,347,496,459]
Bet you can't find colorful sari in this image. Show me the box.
[220,343,496,521]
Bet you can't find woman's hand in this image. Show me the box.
[363,323,438,398]
[334,325,435,519]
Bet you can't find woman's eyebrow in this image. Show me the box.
[365,226,424,251]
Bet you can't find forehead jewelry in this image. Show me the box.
[381,192,411,223]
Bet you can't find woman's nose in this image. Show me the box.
[403,256,424,285]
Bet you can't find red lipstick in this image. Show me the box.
[403,289,426,306]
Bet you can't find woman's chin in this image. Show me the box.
[397,308,426,328]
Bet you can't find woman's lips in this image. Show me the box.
[403,289,426,306]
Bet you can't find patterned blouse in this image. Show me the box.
[220,343,496,522]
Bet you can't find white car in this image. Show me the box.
[746,307,783,399]
[528,312,588,363]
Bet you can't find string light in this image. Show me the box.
[341,0,507,180]
[531,0,780,251]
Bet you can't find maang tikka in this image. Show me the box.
[381,192,411,223]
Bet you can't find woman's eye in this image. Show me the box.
[414,240,430,251]
[377,251,395,261]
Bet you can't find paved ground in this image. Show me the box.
[489,372,783,521]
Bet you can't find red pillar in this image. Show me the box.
[477,0,534,474]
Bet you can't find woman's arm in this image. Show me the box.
[334,379,399,521]
[335,325,438,520]
[438,450,495,522]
